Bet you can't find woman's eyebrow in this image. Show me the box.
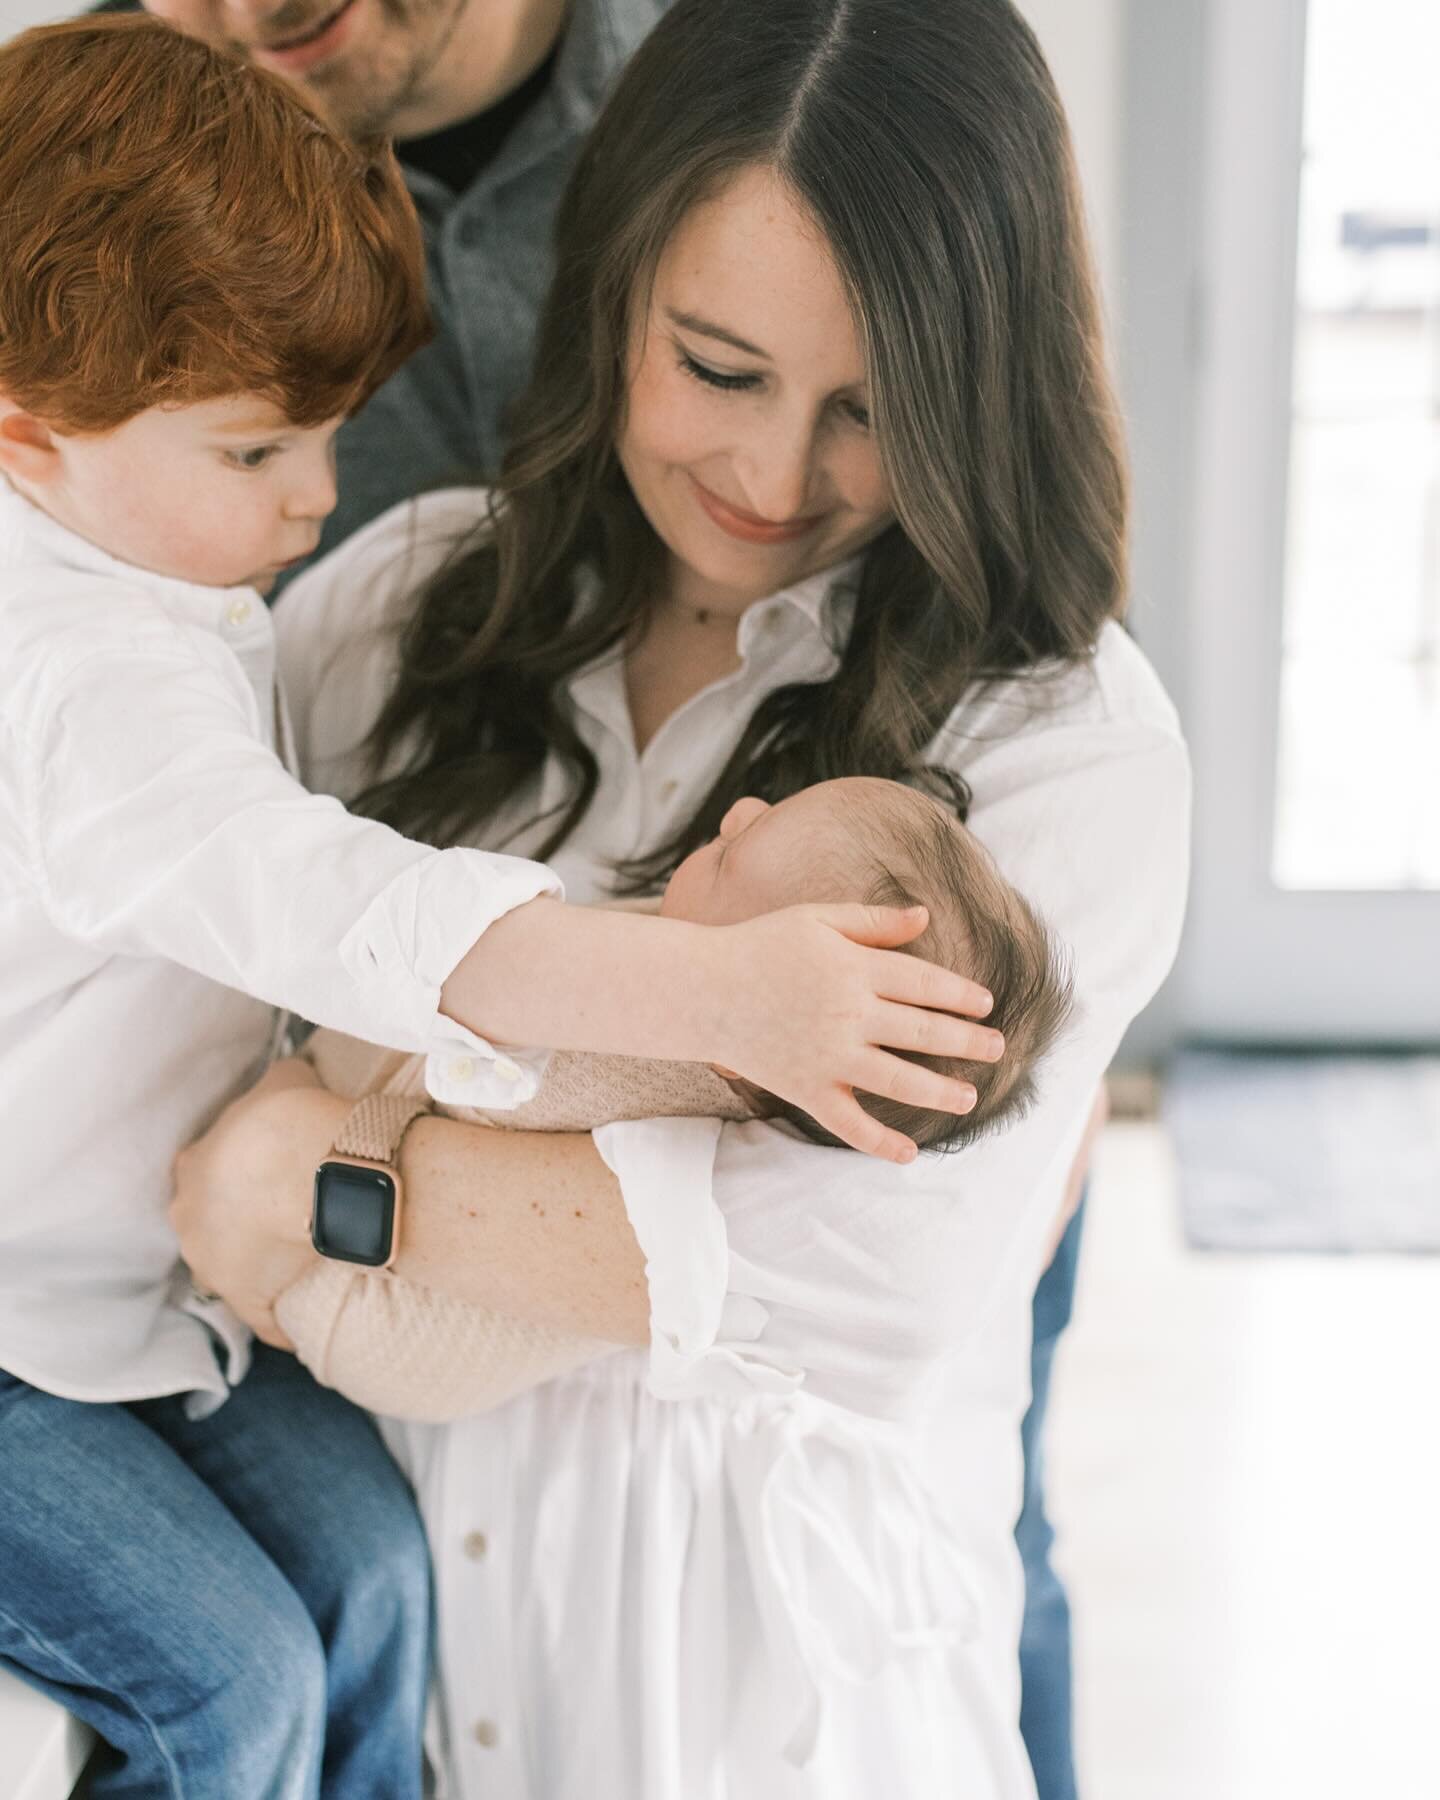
[665,308,771,361]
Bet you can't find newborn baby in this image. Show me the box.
[278,777,1073,1420]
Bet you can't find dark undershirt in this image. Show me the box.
[397,49,557,193]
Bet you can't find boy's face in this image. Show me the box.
[30,396,341,594]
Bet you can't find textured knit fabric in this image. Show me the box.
[277,1032,752,1421]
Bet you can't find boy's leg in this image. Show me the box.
[0,1367,326,1800]
[134,1345,432,1800]
[1016,1200,1086,1800]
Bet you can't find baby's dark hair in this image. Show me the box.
[760,782,1074,1153]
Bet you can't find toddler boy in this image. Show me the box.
[0,20,447,1796]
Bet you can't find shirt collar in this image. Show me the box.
[564,555,861,741]
[429,0,669,209]
[549,0,669,128]
[748,557,861,640]
[0,477,267,636]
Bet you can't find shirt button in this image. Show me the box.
[463,1530,488,1561]
[448,1055,476,1083]
[494,1057,522,1083]
[473,1720,499,1748]
[658,779,679,802]
[224,597,253,628]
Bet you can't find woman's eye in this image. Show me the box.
[678,353,761,394]
[839,398,871,431]
[225,446,278,471]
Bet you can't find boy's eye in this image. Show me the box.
[677,351,762,394]
[224,445,278,471]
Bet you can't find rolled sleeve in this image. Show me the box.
[593,1116,802,1402]
[340,844,562,1108]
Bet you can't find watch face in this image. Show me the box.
[313,1161,397,1267]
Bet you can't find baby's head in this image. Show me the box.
[662,776,1074,1151]
[0,16,431,594]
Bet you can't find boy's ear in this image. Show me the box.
[0,395,64,482]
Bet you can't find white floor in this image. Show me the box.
[1049,1122,1440,1800]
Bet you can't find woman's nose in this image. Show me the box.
[732,417,819,523]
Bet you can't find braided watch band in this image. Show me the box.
[331,1094,432,1163]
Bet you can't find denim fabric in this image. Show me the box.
[0,1346,430,1799]
[1016,1200,1087,1800]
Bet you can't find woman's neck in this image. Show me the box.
[622,550,845,755]
[624,603,744,756]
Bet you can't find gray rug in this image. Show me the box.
[1163,1049,1440,1254]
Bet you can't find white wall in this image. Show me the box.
[1016,0,1125,301]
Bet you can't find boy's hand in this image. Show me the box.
[711,904,1004,1164]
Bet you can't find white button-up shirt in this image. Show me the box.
[0,484,560,1405]
[278,490,1192,1800]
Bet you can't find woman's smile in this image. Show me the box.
[687,473,826,545]
[616,167,896,615]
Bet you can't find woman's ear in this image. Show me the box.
[0,395,64,483]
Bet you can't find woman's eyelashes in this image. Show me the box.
[674,345,871,430]
[677,350,760,393]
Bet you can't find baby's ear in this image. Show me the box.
[0,396,63,483]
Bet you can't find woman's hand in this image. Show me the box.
[170,1058,348,1349]
[712,903,1004,1165]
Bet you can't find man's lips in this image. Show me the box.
[252,0,361,74]
[689,476,824,545]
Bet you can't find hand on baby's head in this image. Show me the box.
[662,777,1073,1150]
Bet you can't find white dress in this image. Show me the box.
[277,491,1192,1800]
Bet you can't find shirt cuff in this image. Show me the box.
[338,845,561,1110]
[593,1116,803,1402]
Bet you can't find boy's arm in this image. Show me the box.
[21,631,560,1105]
[24,626,1001,1156]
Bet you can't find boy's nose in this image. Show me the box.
[285,465,338,522]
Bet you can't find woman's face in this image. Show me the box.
[616,164,895,617]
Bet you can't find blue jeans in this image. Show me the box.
[1016,1200,1086,1800]
[0,1344,431,1799]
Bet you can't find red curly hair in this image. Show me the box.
[0,14,432,433]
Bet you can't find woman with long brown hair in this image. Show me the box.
[174,0,1190,1791]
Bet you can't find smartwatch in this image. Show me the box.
[311,1094,431,1269]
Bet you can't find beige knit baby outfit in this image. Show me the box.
[276,1031,753,1422]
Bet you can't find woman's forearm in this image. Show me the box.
[171,1072,651,1350]
[393,1115,650,1346]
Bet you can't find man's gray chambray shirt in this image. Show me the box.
[322,0,670,561]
